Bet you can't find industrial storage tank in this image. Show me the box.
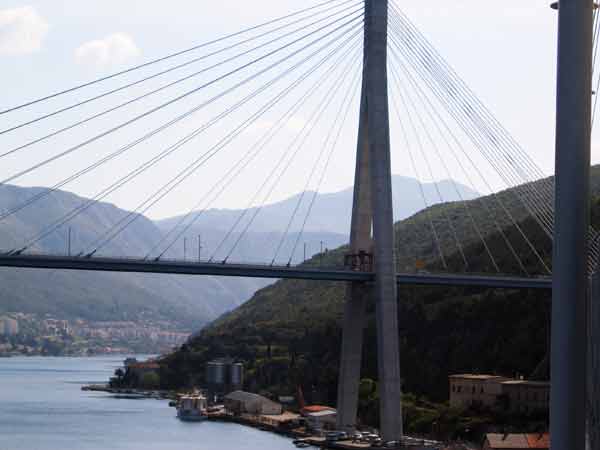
[230,363,244,386]
[206,362,226,385]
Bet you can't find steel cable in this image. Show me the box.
[0,19,364,225]
[287,69,362,266]
[1,10,364,187]
[0,1,363,142]
[389,6,557,232]
[84,28,364,256]
[390,59,470,271]
[389,89,448,270]
[270,58,362,265]
[148,42,362,260]
[0,0,352,116]
[211,47,360,263]
[389,55,503,274]
[390,4,553,191]
[13,24,363,254]
[387,17,556,239]
[388,31,551,274]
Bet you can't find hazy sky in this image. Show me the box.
[0,0,586,220]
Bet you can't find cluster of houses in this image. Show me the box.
[123,357,552,448]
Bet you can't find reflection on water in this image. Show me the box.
[0,356,293,450]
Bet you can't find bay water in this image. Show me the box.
[0,356,294,450]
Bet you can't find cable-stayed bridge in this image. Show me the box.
[0,253,552,289]
[0,0,596,448]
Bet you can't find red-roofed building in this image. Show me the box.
[526,433,549,449]
[483,433,549,450]
[300,405,335,416]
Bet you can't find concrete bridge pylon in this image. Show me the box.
[336,0,403,442]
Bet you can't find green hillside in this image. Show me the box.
[159,169,600,433]
[0,185,271,328]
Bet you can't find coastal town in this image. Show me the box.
[0,313,190,356]
[0,0,592,448]
[87,356,550,450]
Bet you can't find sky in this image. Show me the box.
[0,0,584,220]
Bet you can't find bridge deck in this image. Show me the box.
[0,254,552,289]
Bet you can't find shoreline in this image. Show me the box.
[81,386,442,449]
[205,414,351,449]
[81,384,176,400]
[205,413,441,450]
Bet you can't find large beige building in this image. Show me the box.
[449,375,509,409]
[449,374,550,414]
[500,380,550,414]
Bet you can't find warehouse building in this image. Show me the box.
[224,391,282,415]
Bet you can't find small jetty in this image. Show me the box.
[81,384,173,400]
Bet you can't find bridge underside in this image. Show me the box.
[0,254,551,289]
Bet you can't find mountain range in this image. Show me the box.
[0,175,479,328]
[157,175,479,236]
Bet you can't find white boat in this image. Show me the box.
[176,394,208,422]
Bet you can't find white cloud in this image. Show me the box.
[75,33,140,67]
[0,6,49,56]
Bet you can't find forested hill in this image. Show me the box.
[160,167,600,415]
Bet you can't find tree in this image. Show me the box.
[140,372,160,390]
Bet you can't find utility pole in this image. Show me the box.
[198,234,202,262]
[303,242,307,262]
[552,1,592,449]
[67,227,72,256]
[320,241,323,266]
[184,237,187,261]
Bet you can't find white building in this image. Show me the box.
[305,409,337,432]
[0,317,19,336]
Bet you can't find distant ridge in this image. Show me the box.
[156,175,480,235]
[0,174,479,328]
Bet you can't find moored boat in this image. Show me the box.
[176,394,208,421]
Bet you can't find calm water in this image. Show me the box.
[0,356,294,450]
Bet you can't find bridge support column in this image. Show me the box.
[552,1,592,449]
[337,0,403,442]
[589,271,600,450]
[337,86,372,433]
